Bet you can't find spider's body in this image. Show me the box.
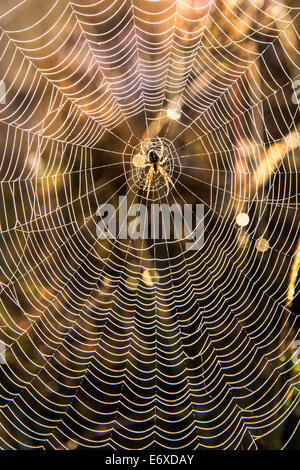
[140,139,174,198]
[148,149,159,169]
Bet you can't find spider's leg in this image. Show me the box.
[144,165,154,199]
[157,165,174,195]
[158,165,174,186]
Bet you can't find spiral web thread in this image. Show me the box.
[0,0,299,449]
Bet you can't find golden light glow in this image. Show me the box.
[255,238,269,253]
[132,152,146,168]
[102,277,111,287]
[287,242,300,303]
[236,212,250,227]
[238,232,249,248]
[252,0,265,7]
[67,440,78,450]
[167,107,182,121]
[125,277,139,291]
[251,132,299,191]
[142,269,159,287]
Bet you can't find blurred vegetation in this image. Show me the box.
[0,0,299,450]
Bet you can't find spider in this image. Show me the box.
[140,139,174,199]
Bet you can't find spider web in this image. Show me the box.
[0,0,299,450]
